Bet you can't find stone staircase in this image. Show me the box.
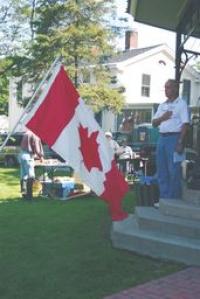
[111,188,200,265]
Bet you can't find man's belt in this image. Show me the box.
[160,132,180,136]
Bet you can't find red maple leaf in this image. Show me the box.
[79,125,103,172]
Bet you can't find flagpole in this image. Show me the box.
[0,56,62,152]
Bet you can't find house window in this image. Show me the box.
[158,60,166,66]
[110,75,117,84]
[141,74,151,97]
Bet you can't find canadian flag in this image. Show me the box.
[24,64,128,221]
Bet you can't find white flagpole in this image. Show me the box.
[0,56,61,152]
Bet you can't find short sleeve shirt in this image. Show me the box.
[152,97,189,133]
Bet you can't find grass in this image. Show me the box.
[0,167,185,299]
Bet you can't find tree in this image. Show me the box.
[16,0,125,112]
[0,0,36,114]
[0,57,15,115]
[0,0,33,58]
[0,76,9,115]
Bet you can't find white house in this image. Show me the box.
[9,77,34,132]
[8,36,200,134]
[9,78,24,132]
[102,41,200,132]
[0,115,9,132]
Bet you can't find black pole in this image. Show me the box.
[175,28,182,84]
[74,0,78,88]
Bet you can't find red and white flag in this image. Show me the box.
[24,64,128,221]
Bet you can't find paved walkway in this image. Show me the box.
[104,267,200,299]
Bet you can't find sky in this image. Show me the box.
[133,22,175,50]
[114,0,200,64]
[131,20,200,56]
[114,0,176,50]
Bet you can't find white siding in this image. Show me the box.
[105,45,200,130]
[101,110,116,132]
[9,78,25,132]
[117,51,175,105]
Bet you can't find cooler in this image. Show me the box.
[42,181,75,199]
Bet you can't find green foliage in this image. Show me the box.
[79,82,125,112]
[0,0,32,57]
[195,61,200,71]
[12,0,124,112]
[22,1,113,74]
[0,76,9,115]
[0,0,124,114]
[0,58,14,115]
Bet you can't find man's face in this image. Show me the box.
[106,135,111,140]
[165,81,178,100]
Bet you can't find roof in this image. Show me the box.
[128,0,200,39]
[108,44,162,63]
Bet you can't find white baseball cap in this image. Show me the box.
[105,131,112,138]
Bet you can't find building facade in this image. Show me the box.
[102,42,200,132]
[8,43,200,135]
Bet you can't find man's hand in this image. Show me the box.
[152,110,172,127]
[161,111,172,122]
[175,141,184,153]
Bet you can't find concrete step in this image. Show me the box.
[159,198,200,221]
[135,207,200,239]
[183,185,200,205]
[111,214,200,266]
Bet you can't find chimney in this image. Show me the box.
[125,30,138,50]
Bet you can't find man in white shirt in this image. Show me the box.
[152,79,189,199]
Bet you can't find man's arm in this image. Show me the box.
[152,111,173,127]
[175,123,189,153]
[31,135,44,160]
[175,100,190,153]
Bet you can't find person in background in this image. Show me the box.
[118,139,133,175]
[152,79,189,201]
[19,129,44,199]
[105,131,121,159]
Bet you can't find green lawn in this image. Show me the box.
[0,167,185,299]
